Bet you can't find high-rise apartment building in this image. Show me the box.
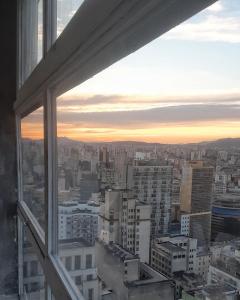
[180,161,213,246]
[98,189,151,263]
[129,163,173,238]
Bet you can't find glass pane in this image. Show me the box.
[23,227,45,300]
[55,1,240,297]
[56,98,100,299]
[57,0,84,37]
[21,0,43,84]
[21,106,45,234]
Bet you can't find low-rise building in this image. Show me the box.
[96,240,175,300]
[208,239,240,295]
[24,238,99,300]
[194,250,210,282]
[182,284,238,300]
[151,235,197,276]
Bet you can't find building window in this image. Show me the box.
[87,274,93,281]
[86,254,92,269]
[74,255,81,270]
[30,261,38,277]
[88,288,94,300]
[65,257,72,271]
[75,275,82,286]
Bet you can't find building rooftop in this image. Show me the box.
[100,240,138,261]
[186,283,237,298]
[155,241,185,253]
[59,238,92,248]
[127,263,173,287]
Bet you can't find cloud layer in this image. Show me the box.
[56,103,240,128]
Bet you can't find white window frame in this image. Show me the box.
[15,0,217,299]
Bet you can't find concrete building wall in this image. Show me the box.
[0,1,18,296]
[96,241,131,300]
[180,165,192,212]
[190,213,211,246]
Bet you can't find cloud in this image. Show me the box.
[57,94,124,106]
[163,15,240,43]
[57,103,240,128]
[57,93,240,113]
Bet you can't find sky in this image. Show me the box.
[22,0,240,144]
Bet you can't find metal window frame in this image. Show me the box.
[15,0,217,299]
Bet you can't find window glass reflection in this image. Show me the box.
[21,0,43,84]
[21,106,45,233]
[57,0,84,37]
[23,226,45,300]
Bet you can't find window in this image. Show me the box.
[65,256,72,271]
[20,106,45,234]
[86,255,92,269]
[57,0,84,37]
[30,261,38,276]
[75,255,81,270]
[87,274,93,281]
[22,223,45,299]
[75,275,82,286]
[19,0,43,84]
[88,288,94,300]
[16,1,240,299]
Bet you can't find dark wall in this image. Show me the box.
[0,1,18,296]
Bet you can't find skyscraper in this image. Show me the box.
[180,161,213,246]
[130,163,173,238]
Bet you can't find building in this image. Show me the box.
[214,173,227,195]
[59,202,99,245]
[174,272,205,300]
[130,163,173,237]
[193,250,210,282]
[24,238,99,300]
[151,241,187,277]
[96,240,175,300]
[151,235,197,277]
[99,189,151,263]
[208,239,240,295]
[181,214,190,236]
[182,284,238,300]
[0,1,228,299]
[180,161,213,246]
[211,193,240,241]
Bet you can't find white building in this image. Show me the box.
[24,238,99,300]
[99,189,151,263]
[151,235,197,276]
[194,249,211,282]
[59,202,99,245]
[180,214,190,236]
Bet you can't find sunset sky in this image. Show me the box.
[22,0,240,144]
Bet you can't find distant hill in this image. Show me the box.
[200,138,240,150]
[24,136,240,150]
[57,137,240,149]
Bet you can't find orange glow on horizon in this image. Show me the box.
[21,121,240,144]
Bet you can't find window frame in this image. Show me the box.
[15,0,217,299]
